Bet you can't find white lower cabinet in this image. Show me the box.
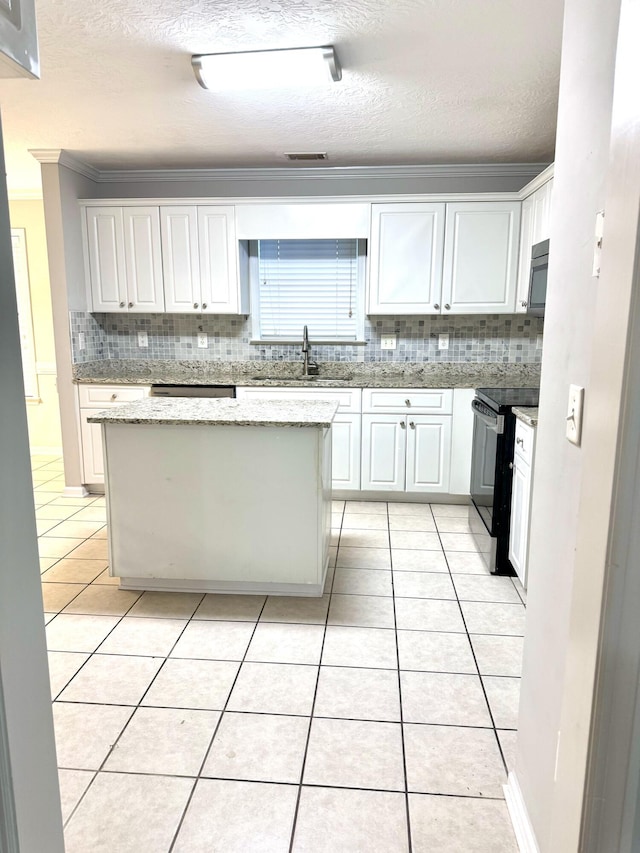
[361,415,406,491]
[508,419,537,587]
[78,384,150,486]
[331,414,362,491]
[406,416,452,493]
[361,414,452,493]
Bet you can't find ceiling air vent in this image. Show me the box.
[284,152,328,161]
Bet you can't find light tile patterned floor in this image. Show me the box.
[33,455,523,852]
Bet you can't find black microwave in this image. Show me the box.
[527,239,549,317]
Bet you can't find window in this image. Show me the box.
[251,238,365,341]
[10,229,39,400]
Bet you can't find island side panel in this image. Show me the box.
[103,422,329,594]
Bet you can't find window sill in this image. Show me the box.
[250,339,367,346]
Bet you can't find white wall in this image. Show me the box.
[515,0,622,848]
[41,162,100,486]
[0,120,64,852]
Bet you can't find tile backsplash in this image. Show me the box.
[70,312,544,365]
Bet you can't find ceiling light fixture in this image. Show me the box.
[191,46,341,91]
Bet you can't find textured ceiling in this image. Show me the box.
[0,0,564,192]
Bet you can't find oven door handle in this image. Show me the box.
[471,399,504,434]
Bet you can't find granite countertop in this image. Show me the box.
[87,397,339,428]
[513,406,539,427]
[73,359,542,390]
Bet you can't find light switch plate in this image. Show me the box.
[438,334,449,350]
[137,331,148,348]
[566,384,584,446]
[381,334,396,350]
[197,332,208,349]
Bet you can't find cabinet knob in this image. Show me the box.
[400,421,406,429]
[119,301,125,308]
[405,399,411,407]
[128,302,134,308]
[444,303,451,310]
[194,303,199,309]
[409,421,415,429]
[434,303,440,310]
[202,303,207,309]
[516,437,524,446]
[509,462,514,470]
[111,393,117,401]
[521,300,528,308]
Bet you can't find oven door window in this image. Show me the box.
[470,405,498,534]
[529,261,548,309]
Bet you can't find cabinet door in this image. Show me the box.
[198,206,243,313]
[368,203,445,314]
[406,415,452,493]
[361,414,406,491]
[515,194,535,314]
[161,207,201,312]
[123,208,164,312]
[331,414,361,491]
[86,208,128,312]
[80,415,105,484]
[442,202,520,314]
[532,180,553,244]
[508,457,531,586]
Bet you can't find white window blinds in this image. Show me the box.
[257,239,360,339]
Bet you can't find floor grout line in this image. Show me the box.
[386,500,414,853]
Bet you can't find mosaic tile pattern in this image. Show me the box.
[70,312,544,366]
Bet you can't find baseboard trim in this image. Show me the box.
[30,445,63,455]
[118,575,325,597]
[63,485,89,498]
[504,771,540,853]
[332,490,470,504]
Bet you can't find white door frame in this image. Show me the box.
[0,115,64,852]
[548,0,640,847]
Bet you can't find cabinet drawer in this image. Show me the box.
[78,385,150,407]
[514,419,535,466]
[236,386,361,413]
[362,388,452,415]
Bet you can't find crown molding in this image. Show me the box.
[25,153,549,185]
[28,149,101,181]
[517,163,555,198]
[93,162,550,184]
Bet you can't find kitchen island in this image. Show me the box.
[88,397,337,596]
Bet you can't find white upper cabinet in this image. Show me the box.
[86,208,127,312]
[368,203,445,314]
[161,205,247,314]
[86,204,246,314]
[198,206,248,314]
[441,202,521,314]
[161,207,200,312]
[515,194,536,313]
[86,207,163,312]
[532,178,553,245]
[123,208,164,312]
[515,178,553,313]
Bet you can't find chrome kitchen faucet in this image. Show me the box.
[301,325,319,376]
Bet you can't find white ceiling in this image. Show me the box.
[0,0,564,194]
